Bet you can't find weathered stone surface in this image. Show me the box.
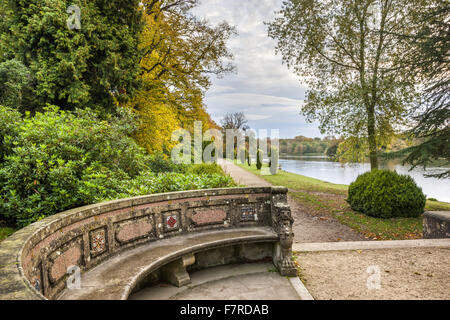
[115,218,153,244]
[0,187,293,300]
[161,254,195,287]
[424,211,450,239]
[49,245,83,284]
[191,209,227,225]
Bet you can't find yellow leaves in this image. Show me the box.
[125,86,180,154]
[121,0,227,155]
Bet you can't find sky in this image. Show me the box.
[192,0,322,139]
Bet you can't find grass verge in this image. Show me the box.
[0,226,16,242]
[236,162,347,194]
[237,162,449,240]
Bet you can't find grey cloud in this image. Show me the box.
[193,0,322,138]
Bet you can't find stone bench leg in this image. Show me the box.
[161,254,196,287]
[271,190,298,277]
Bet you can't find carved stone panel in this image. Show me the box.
[47,237,84,286]
[190,207,228,227]
[115,216,154,245]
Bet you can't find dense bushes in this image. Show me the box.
[148,152,187,174]
[347,170,426,218]
[187,163,225,176]
[0,106,150,226]
[127,171,233,195]
[0,106,234,227]
[0,60,31,111]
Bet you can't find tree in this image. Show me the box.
[395,1,449,179]
[125,0,235,154]
[268,0,422,170]
[220,112,250,131]
[0,0,143,113]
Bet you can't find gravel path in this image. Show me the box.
[220,160,365,243]
[297,247,450,300]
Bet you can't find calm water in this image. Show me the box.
[279,156,450,202]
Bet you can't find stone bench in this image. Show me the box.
[0,187,296,300]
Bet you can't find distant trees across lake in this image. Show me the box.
[279,135,415,161]
[279,136,340,157]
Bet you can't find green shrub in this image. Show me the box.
[256,149,263,170]
[347,170,426,218]
[0,106,151,227]
[127,172,235,195]
[187,163,225,176]
[148,152,187,174]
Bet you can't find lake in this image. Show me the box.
[278,156,450,203]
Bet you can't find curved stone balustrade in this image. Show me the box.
[0,187,296,300]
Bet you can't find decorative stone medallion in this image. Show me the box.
[166,215,178,229]
[90,228,107,257]
[162,211,181,233]
[240,205,258,222]
[34,279,41,292]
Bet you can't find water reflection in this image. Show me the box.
[279,156,450,202]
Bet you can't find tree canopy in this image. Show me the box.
[220,112,250,131]
[394,1,449,178]
[125,0,236,154]
[0,0,143,113]
[267,0,424,170]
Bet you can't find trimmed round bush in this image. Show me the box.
[347,170,426,218]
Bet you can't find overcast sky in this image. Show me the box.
[193,0,322,139]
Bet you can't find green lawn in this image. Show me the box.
[237,162,449,240]
[425,199,450,211]
[237,162,348,194]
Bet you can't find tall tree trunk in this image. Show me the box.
[367,105,379,170]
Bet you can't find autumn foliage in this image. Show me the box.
[124,0,235,154]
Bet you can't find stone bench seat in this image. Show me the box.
[0,187,297,300]
[58,227,277,300]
